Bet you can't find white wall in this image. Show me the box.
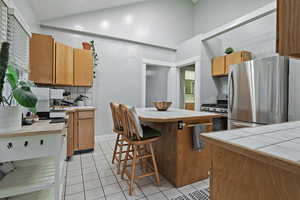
[42,27,176,135]
[42,0,194,49]
[193,0,275,34]
[10,0,41,33]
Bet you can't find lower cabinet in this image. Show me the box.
[67,109,95,157]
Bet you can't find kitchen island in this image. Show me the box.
[202,121,300,200]
[136,108,221,187]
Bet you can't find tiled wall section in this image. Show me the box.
[52,86,95,106]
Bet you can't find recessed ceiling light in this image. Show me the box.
[125,14,133,24]
[100,20,110,29]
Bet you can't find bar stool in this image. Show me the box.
[110,102,129,174]
[119,104,161,195]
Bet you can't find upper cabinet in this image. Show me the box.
[29,33,94,87]
[74,49,93,87]
[212,51,252,77]
[212,56,226,76]
[277,0,300,58]
[29,33,54,84]
[55,43,74,86]
[225,51,251,73]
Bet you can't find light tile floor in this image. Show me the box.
[64,140,209,200]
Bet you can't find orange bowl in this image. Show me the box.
[153,101,172,111]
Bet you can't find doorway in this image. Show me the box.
[146,65,170,107]
[179,65,195,110]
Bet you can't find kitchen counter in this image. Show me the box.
[136,108,221,187]
[201,121,300,200]
[0,120,65,138]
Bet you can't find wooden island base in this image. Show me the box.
[147,118,213,187]
[209,145,300,200]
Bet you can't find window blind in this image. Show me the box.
[7,8,29,71]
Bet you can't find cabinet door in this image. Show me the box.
[74,49,93,87]
[67,112,74,158]
[29,33,54,84]
[225,51,251,73]
[212,56,226,76]
[77,111,95,151]
[277,0,300,57]
[55,43,74,86]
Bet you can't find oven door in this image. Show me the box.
[228,119,263,130]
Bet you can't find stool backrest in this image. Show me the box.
[119,104,142,141]
[110,102,123,132]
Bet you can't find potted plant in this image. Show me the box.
[0,42,37,133]
[82,42,91,50]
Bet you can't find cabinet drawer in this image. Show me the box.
[78,111,94,119]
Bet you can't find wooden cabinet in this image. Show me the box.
[212,51,251,77]
[74,49,93,87]
[29,33,93,87]
[29,33,54,84]
[54,43,74,86]
[73,110,95,153]
[277,0,300,57]
[225,51,251,73]
[212,56,226,76]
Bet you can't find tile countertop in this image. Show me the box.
[136,108,221,123]
[202,121,300,165]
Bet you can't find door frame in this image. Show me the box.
[176,56,201,111]
[141,59,175,107]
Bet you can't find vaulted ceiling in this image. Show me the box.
[28,0,199,21]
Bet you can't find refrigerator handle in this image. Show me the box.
[229,70,235,112]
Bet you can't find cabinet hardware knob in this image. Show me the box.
[24,141,29,147]
[40,140,44,145]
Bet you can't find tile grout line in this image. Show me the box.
[80,154,87,200]
[91,145,107,200]
[98,142,131,199]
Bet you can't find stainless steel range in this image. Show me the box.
[201,100,228,131]
[201,100,228,114]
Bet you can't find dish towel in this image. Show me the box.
[192,124,205,152]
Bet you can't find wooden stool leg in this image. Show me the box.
[129,145,137,196]
[149,143,160,186]
[112,134,120,164]
[121,143,131,180]
[117,137,125,174]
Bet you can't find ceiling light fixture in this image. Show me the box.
[125,14,133,24]
[100,20,110,29]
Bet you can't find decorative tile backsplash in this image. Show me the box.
[53,86,95,106]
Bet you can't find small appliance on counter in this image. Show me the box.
[49,89,67,123]
[31,87,50,120]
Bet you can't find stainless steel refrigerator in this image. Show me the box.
[228,55,289,129]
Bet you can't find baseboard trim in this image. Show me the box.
[95,134,116,142]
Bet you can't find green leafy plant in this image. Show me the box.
[0,42,37,112]
[225,47,234,55]
[89,40,99,79]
